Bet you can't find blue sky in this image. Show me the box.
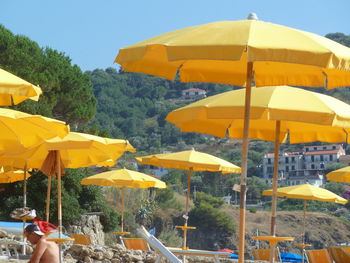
[2,0,350,71]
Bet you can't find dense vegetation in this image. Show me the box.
[0,24,350,249]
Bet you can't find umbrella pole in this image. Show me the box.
[46,175,52,222]
[121,187,125,232]
[238,61,253,263]
[183,168,193,250]
[269,121,281,263]
[55,151,63,263]
[302,200,307,245]
[302,200,307,263]
[22,164,27,255]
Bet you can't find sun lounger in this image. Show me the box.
[327,246,350,263]
[252,248,281,262]
[69,234,92,245]
[120,237,150,251]
[136,226,182,263]
[0,238,27,259]
[305,249,332,263]
[168,247,231,263]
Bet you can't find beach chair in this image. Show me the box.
[120,237,150,251]
[136,226,181,263]
[0,238,26,260]
[327,246,350,263]
[305,249,332,263]
[69,234,92,245]
[252,248,281,262]
[167,247,231,263]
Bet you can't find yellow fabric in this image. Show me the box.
[166,86,350,144]
[0,68,42,105]
[69,234,92,245]
[115,20,350,89]
[0,132,136,170]
[326,166,350,183]
[306,249,333,263]
[80,168,166,189]
[135,149,241,174]
[262,184,347,204]
[0,168,31,183]
[121,238,149,251]
[328,247,350,263]
[0,108,68,154]
[252,249,279,261]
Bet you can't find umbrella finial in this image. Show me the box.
[247,13,258,20]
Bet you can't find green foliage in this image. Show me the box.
[0,25,96,127]
[324,181,346,196]
[326,33,350,47]
[188,198,235,249]
[194,192,224,208]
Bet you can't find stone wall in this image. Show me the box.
[67,214,105,246]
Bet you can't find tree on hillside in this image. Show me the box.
[0,25,96,128]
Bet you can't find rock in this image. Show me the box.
[83,256,94,263]
[103,249,114,259]
[0,230,8,238]
[92,251,104,260]
[130,253,143,262]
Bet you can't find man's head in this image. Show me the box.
[24,224,44,244]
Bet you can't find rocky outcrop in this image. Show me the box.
[67,214,105,246]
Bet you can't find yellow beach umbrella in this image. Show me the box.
[0,167,31,183]
[81,168,166,233]
[115,14,350,262]
[0,68,42,105]
[326,166,350,183]
[0,132,136,241]
[135,149,240,248]
[263,184,347,245]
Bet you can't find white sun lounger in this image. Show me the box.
[136,226,182,263]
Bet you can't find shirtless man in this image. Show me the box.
[24,224,59,263]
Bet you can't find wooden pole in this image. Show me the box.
[269,121,281,263]
[121,187,125,232]
[238,62,253,263]
[56,150,62,239]
[302,200,307,263]
[56,150,63,263]
[302,200,307,245]
[183,168,193,249]
[46,175,52,222]
[22,163,27,255]
[270,121,281,236]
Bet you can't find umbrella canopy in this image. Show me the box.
[0,68,42,105]
[136,149,240,249]
[115,14,350,263]
[81,168,166,232]
[166,86,350,143]
[263,184,347,247]
[326,166,350,183]
[0,167,31,183]
[115,18,350,90]
[135,149,241,173]
[262,184,347,204]
[0,108,69,154]
[81,168,166,189]
[0,132,136,169]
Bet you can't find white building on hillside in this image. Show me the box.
[181,88,206,99]
[262,144,345,186]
